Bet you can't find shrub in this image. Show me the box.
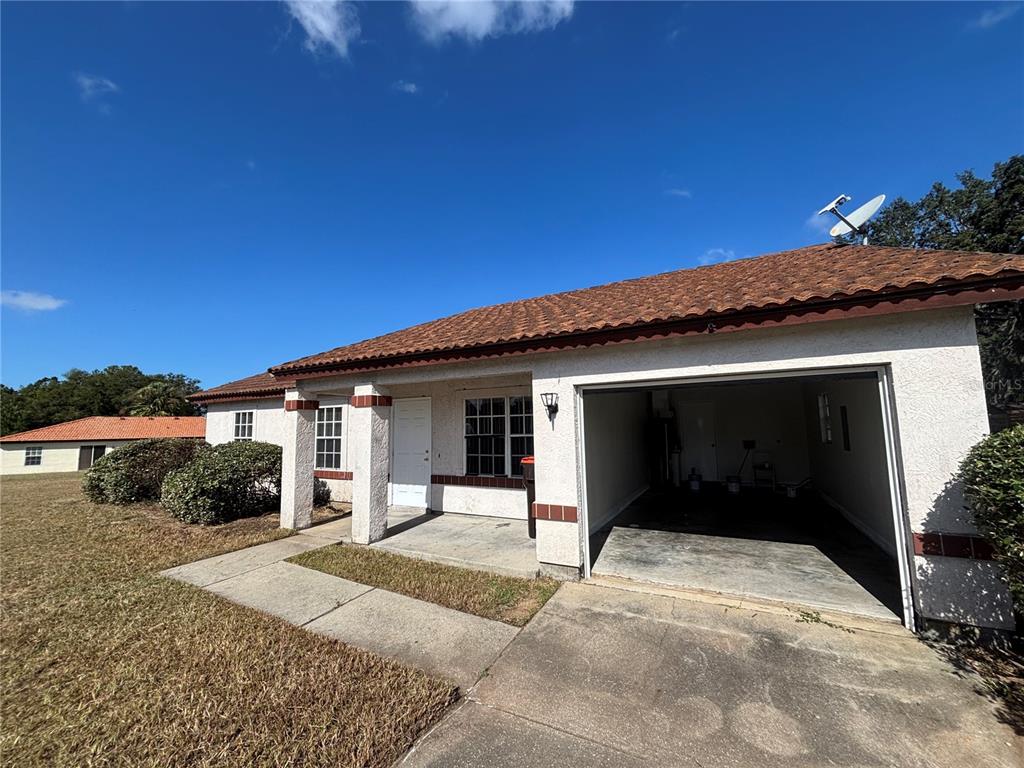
[161,441,283,525]
[82,438,209,505]
[958,425,1024,606]
[314,477,332,508]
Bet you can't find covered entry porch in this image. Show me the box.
[277,366,564,576]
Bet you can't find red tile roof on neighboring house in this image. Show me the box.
[269,243,1024,376]
[189,371,295,404]
[192,242,1024,401]
[0,416,207,443]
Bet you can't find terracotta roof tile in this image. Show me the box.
[0,416,206,443]
[270,243,1024,374]
[189,371,295,403]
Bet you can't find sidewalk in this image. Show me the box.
[160,518,519,690]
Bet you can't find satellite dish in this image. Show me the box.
[817,193,886,244]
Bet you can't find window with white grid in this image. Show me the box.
[464,395,534,478]
[233,411,254,441]
[315,406,344,470]
[24,447,42,466]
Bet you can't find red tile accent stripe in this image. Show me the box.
[431,474,525,489]
[350,395,393,408]
[314,470,353,481]
[912,532,995,560]
[284,399,319,411]
[532,502,578,523]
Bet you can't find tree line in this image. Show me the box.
[1,366,201,436]
[849,155,1023,418]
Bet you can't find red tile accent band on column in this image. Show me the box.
[350,395,393,408]
[284,399,320,411]
[430,474,524,489]
[314,470,353,481]
[912,532,995,561]
[532,502,578,523]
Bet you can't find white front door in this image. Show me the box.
[390,397,432,508]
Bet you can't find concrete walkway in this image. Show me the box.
[160,519,519,690]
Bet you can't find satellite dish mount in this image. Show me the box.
[817,193,885,245]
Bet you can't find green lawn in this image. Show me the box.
[0,473,456,767]
[290,543,560,626]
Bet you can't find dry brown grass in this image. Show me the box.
[0,473,456,767]
[290,544,559,626]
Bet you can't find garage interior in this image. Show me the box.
[582,372,905,623]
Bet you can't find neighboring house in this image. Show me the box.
[0,416,206,475]
[192,243,1024,633]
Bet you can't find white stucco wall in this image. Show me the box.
[1,441,132,475]
[205,399,288,446]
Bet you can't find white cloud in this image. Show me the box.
[1,291,68,312]
[409,0,573,43]
[285,0,361,58]
[698,248,737,266]
[393,79,419,94]
[664,188,692,199]
[968,4,1020,29]
[805,211,833,235]
[74,72,119,102]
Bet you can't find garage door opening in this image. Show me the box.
[580,370,910,624]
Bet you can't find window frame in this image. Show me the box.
[233,410,254,441]
[314,404,346,470]
[24,446,42,466]
[463,392,534,478]
[817,393,833,445]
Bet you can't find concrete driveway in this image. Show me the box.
[401,583,1021,768]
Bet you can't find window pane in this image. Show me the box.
[480,456,493,475]
[465,418,476,435]
[510,396,523,415]
[494,455,505,476]
[466,399,478,416]
[467,455,479,475]
[492,397,505,415]
[492,416,505,435]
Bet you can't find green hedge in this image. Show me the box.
[958,425,1024,606]
[82,438,209,505]
[161,441,283,525]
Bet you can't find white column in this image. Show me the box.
[280,389,318,530]
[350,384,391,545]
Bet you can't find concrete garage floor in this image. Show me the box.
[402,583,1021,768]
[591,489,902,622]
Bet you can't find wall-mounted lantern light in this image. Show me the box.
[540,392,559,420]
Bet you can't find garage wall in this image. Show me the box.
[584,390,649,533]
[669,382,810,486]
[802,378,896,557]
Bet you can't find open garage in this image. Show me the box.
[580,368,911,624]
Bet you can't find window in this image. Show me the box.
[234,411,254,441]
[315,406,344,470]
[24,447,42,466]
[78,445,106,470]
[817,394,832,444]
[464,395,534,478]
[840,405,851,452]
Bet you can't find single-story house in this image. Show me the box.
[0,416,206,475]
[192,243,1024,633]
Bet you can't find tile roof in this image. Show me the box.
[189,371,295,403]
[0,416,207,443]
[269,243,1024,375]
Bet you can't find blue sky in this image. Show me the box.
[2,1,1022,390]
